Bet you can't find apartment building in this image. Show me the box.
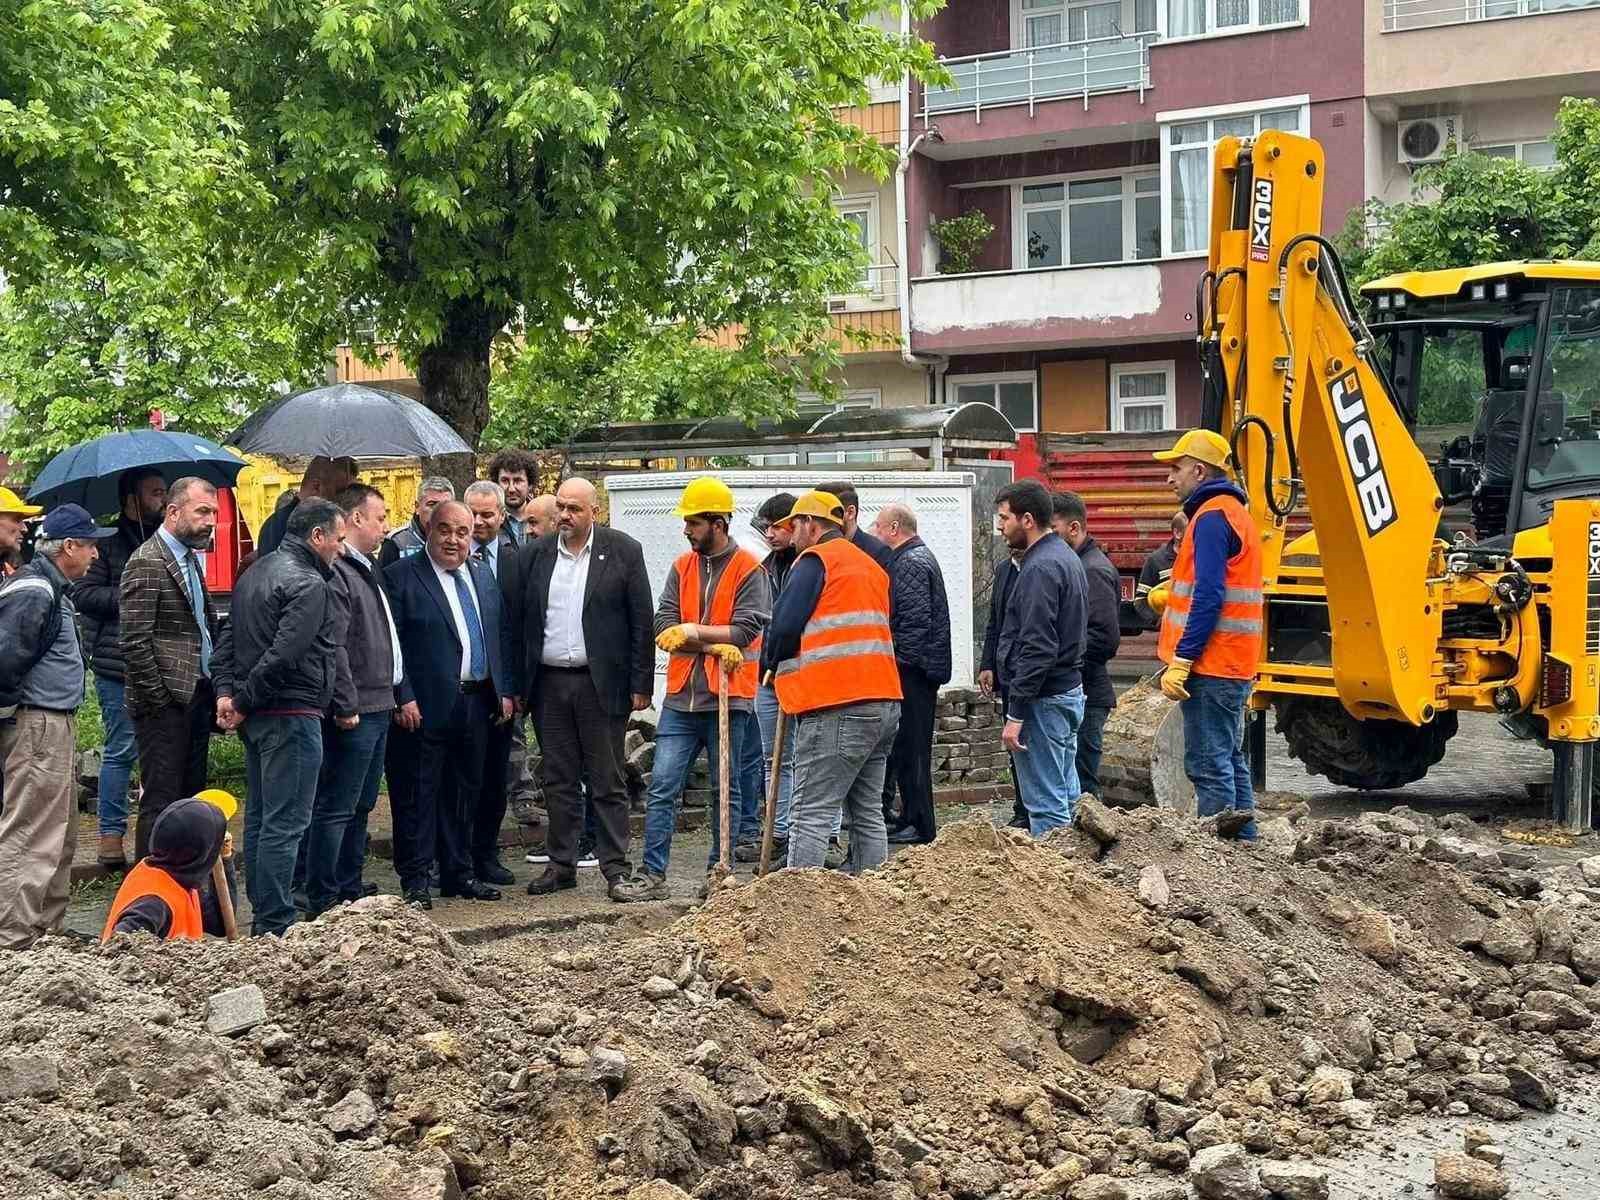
[1365,0,1600,204]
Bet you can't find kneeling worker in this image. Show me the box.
[1152,430,1263,840]
[761,490,902,874]
[102,793,237,940]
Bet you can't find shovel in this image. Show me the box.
[759,707,788,876]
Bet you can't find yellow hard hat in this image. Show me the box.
[672,476,735,518]
[0,486,43,518]
[1153,429,1232,470]
[774,490,846,529]
[193,789,238,821]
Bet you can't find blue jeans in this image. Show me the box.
[641,706,749,876]
[241,714,324,936]
[1181,674,1256,840]
[736,709,764,845]
[1010,688,1086,836]
[95,676,138,839]
[756,684,795,839]
[306,715,389,913]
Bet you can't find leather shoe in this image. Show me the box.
[476,859,515,886]
[361,881,379,898]
[526,869,577,896]
[404,888,433,911]
[440,878,502,901]
[886,827,924,845]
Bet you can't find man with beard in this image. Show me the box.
[119,478,224,860]
[489,448,538,545]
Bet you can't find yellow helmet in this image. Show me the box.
[774,490,846,528]
[0,486,42,517]
[193,788,238,821]
[673,476,735,518]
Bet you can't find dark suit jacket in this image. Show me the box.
[475,528,525,683]
[119,532,222,718]
[519,525,653,717]
[384,550,516,730]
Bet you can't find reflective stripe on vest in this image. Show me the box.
[665,546,761,701]
[773,537,902,714]
[1156,492,1264,681]
[101,861,205,942]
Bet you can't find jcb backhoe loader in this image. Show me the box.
[1100,131,1600,830]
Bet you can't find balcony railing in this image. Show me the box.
[921,32,1152,121]
[829,262,898,309]
[1383,0,1600,31]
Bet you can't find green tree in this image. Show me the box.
[219,0,937,456]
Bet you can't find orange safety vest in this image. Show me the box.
[665,546,761,701]
[101,861,205,942]
[1157,492,1264,680]
[774,535,903,714]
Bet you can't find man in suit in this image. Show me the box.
[520,477,653,899]
[119,477,223,861]
[464,479,523,886]
[384,499,517,908]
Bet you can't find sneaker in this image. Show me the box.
[733,840,762,864]
[824,838,849,870]
[576,842,600,869]
[525,849,551,864]
[610,871,670,903]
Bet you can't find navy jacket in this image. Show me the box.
[980,556,1018,682]
[384,550,517,730]
[886,536,952,685]
[996,531,1087,716]
[1176,477,1250,662]
[1075,535,1121,711]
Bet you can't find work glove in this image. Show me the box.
[656,623,695,653]
[1159,657,1193,701]
[1146,583,1171,615]
[707,643,744,672]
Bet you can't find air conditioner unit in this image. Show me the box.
[1398,115,1460,166]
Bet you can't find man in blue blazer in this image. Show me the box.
[383,499,517,907]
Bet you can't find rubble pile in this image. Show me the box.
[1,805,1597,1200]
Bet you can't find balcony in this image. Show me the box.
[1383,0,1600,31]
[920,32,1152,121]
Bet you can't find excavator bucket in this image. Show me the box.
[1097,678,1196,815]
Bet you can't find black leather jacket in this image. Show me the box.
[214,535,341,716]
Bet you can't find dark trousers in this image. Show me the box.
[132,679,214,861]
[306,714,389,913]
[533,667,631,882]
[883,665,938,842]
[240,713,323,936]
[389,687,491,892]
[1076,704,1112,799]
[475,715,514,870]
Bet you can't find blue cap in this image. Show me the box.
[41,504,118,540]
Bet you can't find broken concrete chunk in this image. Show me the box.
[640,976,680,1001]
[1434,1152,1509,1200]
[0,1054,59,1101]
[1479,922,1538,966]
[1101,1086,1152,1128]
[323,1089,378,1137]
[205,984,267,1036]
[1075,796,1122,846]
[1138,865,1171,909]
[1303,1066,1354,1105]
[1188,1142,1265,1200]
[1257,1161,1329,1200]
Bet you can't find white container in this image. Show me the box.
[604,469,978,707]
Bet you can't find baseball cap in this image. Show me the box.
[0,486,43,518]
[1152,429,1232,470]
[773,490,846,529]
[40,503,119,540]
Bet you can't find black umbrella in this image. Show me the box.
[227,383,472,459]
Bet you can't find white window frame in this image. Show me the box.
[1473,137,1558,170]
[1010,0,1161,45]
[1158,95,1311,258]
[1110,360,1177,432]
[1158,0,1307,41]
[1014,167,1162,269]
[949,370,1039,434]
[832,193,881,295]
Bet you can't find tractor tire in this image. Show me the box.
[1274,697,1457,791]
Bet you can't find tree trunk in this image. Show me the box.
[415,296,506,490]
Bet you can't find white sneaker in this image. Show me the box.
[525,850,551,864]
[577,849,600,869]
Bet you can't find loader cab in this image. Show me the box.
[1365,263,1600,540]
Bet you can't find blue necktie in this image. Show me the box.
[186,553,212,676]
[452,568,488,680]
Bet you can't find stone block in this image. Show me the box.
[205,984,267,1036]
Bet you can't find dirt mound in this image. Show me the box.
[4,810,1599,1200]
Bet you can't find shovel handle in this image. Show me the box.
[212,857,238,941]
[759,707,788,876]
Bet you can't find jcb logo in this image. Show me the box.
[1331,370,1397,536]
[1588,521,1600,576]
[1249,179,1273,262]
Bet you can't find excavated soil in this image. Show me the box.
[5,807,1600,1200]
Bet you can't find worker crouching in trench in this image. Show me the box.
[101,796,239,941]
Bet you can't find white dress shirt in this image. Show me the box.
[347,546,405,686]
[542,527,594,667]
[430,553,486,681]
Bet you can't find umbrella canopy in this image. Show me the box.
[27,431,249,517]
[227,383,471,459]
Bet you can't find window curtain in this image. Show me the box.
[1170,145,1209,253]
[1168,0,1206,34]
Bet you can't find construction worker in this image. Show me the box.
[761,490,902,874]
[101,792,237,941]
[1153,430,1264,840]
[613,477,769,901]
